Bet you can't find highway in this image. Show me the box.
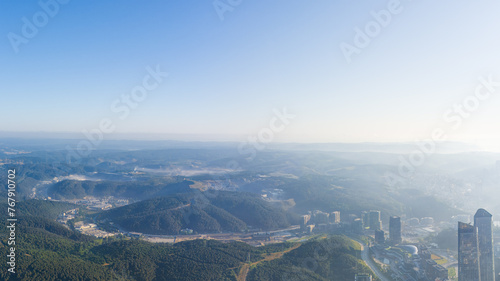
[352,239,391,281]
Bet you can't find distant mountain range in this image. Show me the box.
[267,141,482,154]
[0,135,485,153]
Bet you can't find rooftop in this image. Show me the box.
[474,208,492,218]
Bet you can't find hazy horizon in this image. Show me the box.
[2,1,500,151]
[2,130,500,154]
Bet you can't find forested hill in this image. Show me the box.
[48,179,193,200]
[0,200,377,281]
[247,236,379,281]
[96,191,299,234]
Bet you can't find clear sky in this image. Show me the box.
[1,0,500,150]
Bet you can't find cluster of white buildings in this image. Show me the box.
[67,196,129,210]
[58,208,78,224]
[300,210,341,233]
[73,221,116,238]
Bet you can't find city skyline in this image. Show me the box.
[2,1,500,280]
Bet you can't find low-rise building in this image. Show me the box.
[355,273,372,281]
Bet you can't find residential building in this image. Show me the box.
[375,229,385,244]
[330,211,340,223]
[361,211,369,229]
[389,216,402,245]
[369,210,382,230]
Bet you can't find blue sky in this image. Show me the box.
[1,0,500,150]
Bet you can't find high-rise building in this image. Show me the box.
[313,210,330,224]
[355,273,372,281]
[361,211,369,229]
[352,218,363,234]
[389,216,402,245]
[369,211,382,230]
[375,229,385,244]
[475,208,495,281]
[458,222,480,281]
[300,214,311,229]
[330,211,340,223]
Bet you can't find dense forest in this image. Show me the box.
[96,191,297,234]
[247,236,378,281]
[0,200,376,281]
[49,179,193,200]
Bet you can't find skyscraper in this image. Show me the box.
[389,216,402,245]
[458,222,480,281]
[475,208,495,281]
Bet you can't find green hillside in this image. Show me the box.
[247,236,378,281]
[95,191,296,235]
[0,200,378,281]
